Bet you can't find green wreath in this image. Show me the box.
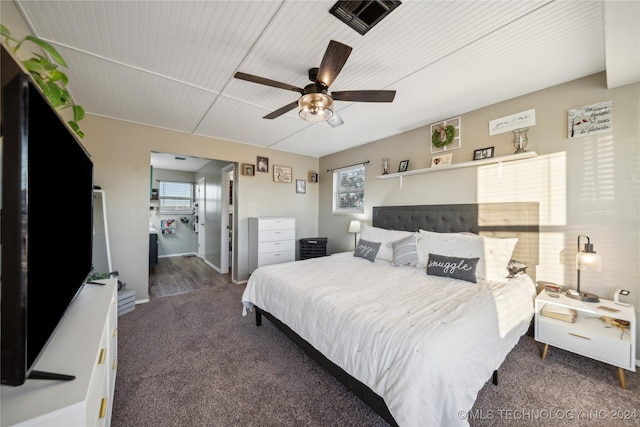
[431,125,456,148]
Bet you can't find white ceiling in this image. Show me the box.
[150,151,213,172]
[13,0,640,168]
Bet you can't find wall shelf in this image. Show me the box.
[376,151,537,180]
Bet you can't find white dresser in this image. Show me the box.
[1,279,118,426]
[249,217,296,273]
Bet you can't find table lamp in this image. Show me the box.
[348,220,361,249]
[567,235,601,302]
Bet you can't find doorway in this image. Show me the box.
[197,176,206,259]
[149,152,236,281]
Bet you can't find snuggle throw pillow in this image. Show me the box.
[426,253,479,283]
[354,239,381,262]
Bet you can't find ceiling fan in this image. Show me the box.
[234,40,396,127]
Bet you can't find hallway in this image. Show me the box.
[149,255,231,299]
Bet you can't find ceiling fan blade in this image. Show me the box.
[234,72,304,94]
[316,40,352,88]
[263,100,299,119]
[332,90,396,102]
[326,111,344,128]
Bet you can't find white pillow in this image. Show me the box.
[391,234,419,266]
[481,236,519,281]
[417,230,483,272]
[417,230,518,281]
[360,224,413,262]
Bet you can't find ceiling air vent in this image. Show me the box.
[330,1,401,35]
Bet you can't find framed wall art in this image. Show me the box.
[296,179,306,194]
[430,117,461,153]
[308,172,318,183]
[473,147,494,160]
[273,165,292,183]
[242,163,255,175]
[568,101,612,138]
[398,160,409,172]
[489,109,536,136]
[257,156,269,172]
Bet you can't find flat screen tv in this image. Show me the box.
[1,52,94,386]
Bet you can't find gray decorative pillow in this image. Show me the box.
[354,239,381,262]
[427,253,479,283]
[392,234,419,266]
[507,258,528,277]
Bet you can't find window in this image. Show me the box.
[159,181,193,214]
[332,164,365,214]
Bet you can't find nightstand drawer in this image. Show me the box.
[537,315,631,368]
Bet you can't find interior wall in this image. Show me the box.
[150,168,197,257]
[79,114,319,302]
[319,73,640,353]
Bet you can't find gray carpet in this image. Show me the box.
[112,281,639,427]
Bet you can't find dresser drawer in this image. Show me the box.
[258,218,295,231]
[259,228,295,242]
[537,315,631,368]
[259,239,295,254]
[259,250,295,266]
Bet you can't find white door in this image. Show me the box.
[197,177,206,259]
[220,165,233,274]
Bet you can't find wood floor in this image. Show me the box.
[149,255,231,299]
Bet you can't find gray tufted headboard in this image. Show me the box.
[372,202,540,278]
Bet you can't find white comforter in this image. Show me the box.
[242,252,536,427]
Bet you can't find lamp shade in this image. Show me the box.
[298,93,334,122]
[348,220,361,234]
[576,251,601,272]
[575,236,601,272]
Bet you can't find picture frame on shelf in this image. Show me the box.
[431,153,453,167]
[398,159,409,172]
[242,163,255,176]
[257,156,269,172]
[273,165,292,183]
[296,179,306,194]
[308,172,318,183]
[473,147,494,161]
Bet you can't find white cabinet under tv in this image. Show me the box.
[1,279,118,426]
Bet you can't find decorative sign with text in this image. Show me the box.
[489,109,536,136]
[568,101,612,139]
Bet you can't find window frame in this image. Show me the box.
[158,180,194,215]
[332,164,365,215]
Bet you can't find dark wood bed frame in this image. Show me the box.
[252,203,540,426]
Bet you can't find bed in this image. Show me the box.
[242,203,539,426]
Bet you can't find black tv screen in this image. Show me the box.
[1,59,94,386]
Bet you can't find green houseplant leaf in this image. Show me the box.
[1,25,84,138]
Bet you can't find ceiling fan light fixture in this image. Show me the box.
[298,93,334,122]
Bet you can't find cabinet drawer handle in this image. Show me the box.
[274,253,281,256]
[98,348,107,364]
[569,332,591,340]
[99,397,108,419]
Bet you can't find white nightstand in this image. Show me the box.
[534,290,636,388]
